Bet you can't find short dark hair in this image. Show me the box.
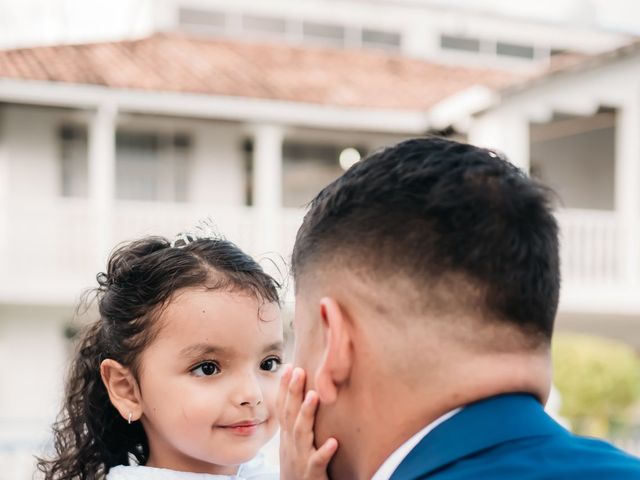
[292,136,560,342]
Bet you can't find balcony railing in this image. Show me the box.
[0,199,305,304]
[556,208,620,286]
[0,201,637,310]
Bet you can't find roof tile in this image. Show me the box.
[0,32,525,111]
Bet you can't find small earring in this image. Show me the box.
[128,412,132,424]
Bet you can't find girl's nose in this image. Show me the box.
[235,372,263,407]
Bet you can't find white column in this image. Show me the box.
[0,108,9,283]
[252,124,283,255]
[505,113,530,173]
[468,109,530,173]
[88,103,117,270]
[614,93,640,286]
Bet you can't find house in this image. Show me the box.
[0,5,639,476]
[2,0,632,68]
[433,40,640,350]
[0,32,524,475]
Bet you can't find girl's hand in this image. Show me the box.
[278,365,338,480]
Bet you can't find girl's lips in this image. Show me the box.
[219,420,265,436]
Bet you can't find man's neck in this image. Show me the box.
[370,407,462,480]
[331,353,551,480]
[344,388,464,479]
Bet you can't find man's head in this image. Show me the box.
[291,137,560,477]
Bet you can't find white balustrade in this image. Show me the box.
[555,209,621,286]
[0,200,306,305]
[2,203,637,305]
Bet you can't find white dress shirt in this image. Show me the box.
[371,408,462,480]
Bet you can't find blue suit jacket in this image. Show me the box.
[389,394,640,480]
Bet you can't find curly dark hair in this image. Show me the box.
[36,235,280,480]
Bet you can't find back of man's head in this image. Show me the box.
[292,136,560,349]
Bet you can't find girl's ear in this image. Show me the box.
[314,296,353,404]
[100,359,143,422]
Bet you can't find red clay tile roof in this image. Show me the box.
[0,32,524,111]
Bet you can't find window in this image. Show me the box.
[496,41,535,60]
[59,125,88,197]
[440,34,481,53]
[178,8,226,30]
[440,34,539,62]
[116,131,190,202]
[362,28,401,50]
[58,126,191,202]
[302,21,345,46]
[282,142,365,208]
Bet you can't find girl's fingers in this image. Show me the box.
[283,367,306,428]
[307,437,338,477]
[277,364,293,424]
[293,390,319,445]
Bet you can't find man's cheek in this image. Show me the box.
[293,337,309,368]
[313,398,332,447]
[292,344,314,390]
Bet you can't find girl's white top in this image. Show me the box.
[106,454,278,480]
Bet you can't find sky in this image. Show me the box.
[0,0,154,47]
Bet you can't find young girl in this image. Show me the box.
[36,232,306,479]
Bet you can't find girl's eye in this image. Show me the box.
[191,361,220,377]
[260,357,282,373]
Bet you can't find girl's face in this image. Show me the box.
[136,288,283,475]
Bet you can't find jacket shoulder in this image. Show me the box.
[426,434,640,480]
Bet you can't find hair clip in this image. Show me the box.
[170,232,195,248]
[170,218,224,248]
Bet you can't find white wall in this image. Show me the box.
[188,121,246,205]
[0,305,71,448]
[2,105,66,199]
[1,107,248,206]
[160,0,631,65]
[0,107,252,305]
[0,0,632,55]
[114,115,248,205]
[531,126,615,210]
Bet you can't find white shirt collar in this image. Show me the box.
[370,408,462,480]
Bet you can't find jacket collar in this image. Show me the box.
[390,393,567,480]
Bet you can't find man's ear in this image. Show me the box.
[100,359,143,422]
[314,296,353,404]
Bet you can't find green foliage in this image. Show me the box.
[552,333,640,437]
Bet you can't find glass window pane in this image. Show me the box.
[116,132,159,201]
[59,125,88,197]
[172,134,190,203]
[282,142,364,207]
[497,41,535,59]
[440,34,481,53]
[303,21,345,46]
[115,131,191,202]
[362,29,401,49]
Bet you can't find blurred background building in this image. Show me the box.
[0,0,639,478]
